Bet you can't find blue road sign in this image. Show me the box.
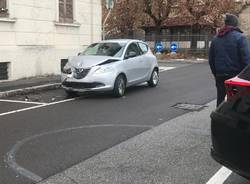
[170,43,177,52]
[155,42,163,53]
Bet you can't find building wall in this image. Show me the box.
[239,5,250,36]
[0,0,102,81]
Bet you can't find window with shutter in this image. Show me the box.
[0,0,8,17]
[59,0,73,23]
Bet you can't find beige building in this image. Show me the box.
[239,5,250,36]
[0,0,102,81]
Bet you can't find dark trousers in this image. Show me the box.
[215,74,235,107]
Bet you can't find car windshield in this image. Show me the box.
[81,42,126,57]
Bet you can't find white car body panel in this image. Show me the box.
[61,39,158,93]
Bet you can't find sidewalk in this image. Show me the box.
[0,75,61,98]
[38,100,217,184]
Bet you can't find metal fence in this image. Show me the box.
[106,34,250,56]
[145,34,213,55]
[106,34,214,55]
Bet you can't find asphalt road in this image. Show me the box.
[0,62,248,184]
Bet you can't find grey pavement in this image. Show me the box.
[0,60,218,184]
[0,59,207,98]
[0,58,207,92]
[38,100,218,184]
[158,58,208,64]
[0,75,61,98]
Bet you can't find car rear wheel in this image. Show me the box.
[148,69,159,87]
[113,75,126,97]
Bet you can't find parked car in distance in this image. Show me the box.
[61,39,159,97]
[211,64,250,179]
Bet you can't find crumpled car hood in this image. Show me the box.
[68,56,120,68]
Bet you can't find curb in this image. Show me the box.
[0,83,61,98]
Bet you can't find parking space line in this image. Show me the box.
[0,98,76,117]
[0,67,175,118]
[159,66,176,72]
[206,167,232,184]
[0,99,47,105]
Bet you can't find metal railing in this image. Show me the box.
[145,34,213,55]
[105,34,250,56]
[106,34,214,55]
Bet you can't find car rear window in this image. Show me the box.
[238,65,250,81]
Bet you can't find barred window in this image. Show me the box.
[59,0,73,23]
[0,0,8,17]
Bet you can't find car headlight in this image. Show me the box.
[63,63,72,74]
[94,66,113,74]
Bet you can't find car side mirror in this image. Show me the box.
[125,51,137,59]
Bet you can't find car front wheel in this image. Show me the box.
[148,69,159,87]
[113,75,126,97]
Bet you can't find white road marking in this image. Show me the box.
[159,66,176,72]
[0,98,76,117]
[206,167,232,184]
[0,99,47,105]
[0,66,176,117]
[6,124,154,182]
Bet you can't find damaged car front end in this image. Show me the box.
[61,55,121,94]
[61,39,159,97]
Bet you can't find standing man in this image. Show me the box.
[209,13,250,107]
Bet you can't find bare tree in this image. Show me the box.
[183,0,212,33]
[102,0,240,40]
[180,0,239,32]
[102,0,141,38]
[142,0,174,40]
[179,0,238,48]
[206,0,238,31]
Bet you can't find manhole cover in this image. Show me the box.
[173,103,207,111]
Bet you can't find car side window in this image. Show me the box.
[138,42,148,54]
[125,43,141,59]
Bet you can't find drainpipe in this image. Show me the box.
[102,0,114,40]
[90,0,94,43]
[102,9,112,40]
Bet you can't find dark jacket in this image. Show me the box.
[209,26,250,76]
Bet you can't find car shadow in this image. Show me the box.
[74,84,156,100]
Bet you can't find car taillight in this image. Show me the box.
[225,83,250,101]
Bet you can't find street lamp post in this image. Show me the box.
[103,0,114,40]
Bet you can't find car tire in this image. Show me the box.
[113,75,126,97]
[148,69,159,87]
[65,90,78,97]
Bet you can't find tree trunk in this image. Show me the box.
[128,30,134,39]
[191,23,200,49]
[154,21,162,42]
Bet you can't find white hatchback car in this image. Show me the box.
[61,39,159,97]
